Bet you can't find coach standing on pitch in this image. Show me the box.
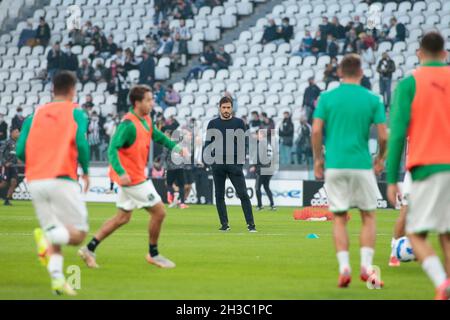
[204,96,257,232]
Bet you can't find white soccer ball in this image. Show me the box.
[395,237,416,262]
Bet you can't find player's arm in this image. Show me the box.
[74,109,90,175]
[16,115,33,163]
[373,96,388,174]
[108,120,136,177]
[312,95,326,179]
[152,124,181,153]
[386,76,415,205]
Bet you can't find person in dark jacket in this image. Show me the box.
[325,35,339,58]
[63,42,79,73]
[35,17,51,47]
[276,17,293,44]
[47,42,66,81]
[18,21,36,47]
[279,111,294,165]
[377,52,396,108]
[319,17,332,40]
[331,17,346,40]
[261,19,279,44]
[303,77,321,123]
[139,50,155,87]
[311,31,326,56]
[388,17,406,42]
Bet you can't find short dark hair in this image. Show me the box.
[420,31,445,56]
[52,71,77,95]
[339,54,362,77]
[219,96,233,107]
[129,85,152,106]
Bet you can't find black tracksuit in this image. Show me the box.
[204,117,255,228]
[254,141,274,208]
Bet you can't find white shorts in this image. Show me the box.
[117,180,162,211]
[406,172,450,234]
[400,171,412,206]
[324,169,380,213]
[28,179,89,232]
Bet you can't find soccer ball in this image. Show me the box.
[395,237,416,262]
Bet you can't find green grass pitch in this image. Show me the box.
[0,202,441,299]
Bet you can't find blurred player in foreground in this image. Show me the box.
[79,85,185,269]
[16,71,90,295]
[312,54,387,288]
[387,32,450,300]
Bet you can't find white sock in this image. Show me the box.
[422,255,447,288]
[47,254,65,280]
[45,226,70,245]
[336,251,351,274]
[390,238,397,257]
[361,247,375,272]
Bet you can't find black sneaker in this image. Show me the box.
[255,206,264,211]
[269,206,277,211]
[219,225,231,231]
[4,199,12,206]
[247,225,257,233]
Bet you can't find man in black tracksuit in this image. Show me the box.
[204,96,256,232]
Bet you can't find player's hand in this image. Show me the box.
[373,156,385,176]
[81,174,90,193]
[387,184,400,207]
[314,159,324,180]
[119,174,132,186]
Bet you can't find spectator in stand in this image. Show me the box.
[294,116,312,167]
[377,52,396,108]
[172,0,194,20]
[154,0,170,25]
[293,30,313,57]
[144,34,158,55]
[213,45,231,70]
[343,28,358,54]
[325,35,339,58]
[274,17,293,45]
[303,77,321,123]
[279,111,294,165]
[184,45,216,81]
[249,111,261,132]
[261,19,279,45]
[93,60,107,82]
[82,94,95,114]
[116,64,131,113]
[361,74,372,90]
[154,82,167,109]
[0,114,7,144]
[172,19,191,65]
[387,17,406,43]
[106,60,119,93]
[88,111,102,161]
[90,26,107,55]
[101,35,118,59]
[162,115,180,133]
[164,84,181,106]
[344,20,354,35]
[63,42,79,73]
[12,107,25,130]
[124,48,140,71]
[170,33,182,71]
[157,20,171,39]
[311,31,326,56]
[103,113,117,144]
[155,32,174,59]
[324,63,339,84]
[18,21,36,47]
[331,17,346,41]
[361,43,376,67]
[139,50,155,87]
[82,20,95,42]
[35,17,51,47]
[69,28,85,46]
[77,58,95,84]
[110,47,126,66]
[319,17,332,40]
[46,42,65,81]
[260,112,275,131]
[353,16,365,36]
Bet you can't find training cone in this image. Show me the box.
[306,233,319,239]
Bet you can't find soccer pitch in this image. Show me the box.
[0,202,440,300]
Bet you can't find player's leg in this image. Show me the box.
[407,172,450,299]
[359,210,379,284]
[255,173,263,210]
[5,177,18,204]
[183,170,192,201]
[166,170,177,206]
[262,175,275,209]
[79,186,134,268]
[439,233,450,279]
[176,169,187,208]
[212,165,230,230]
[228,164,256,231]
[325,169,351,287]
